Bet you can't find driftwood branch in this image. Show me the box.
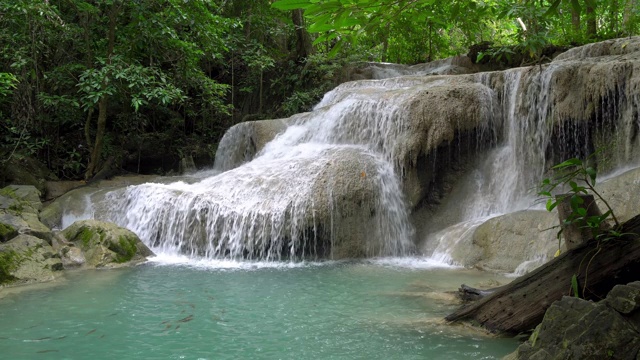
[445,214,640,334]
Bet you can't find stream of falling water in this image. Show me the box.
[63,48,639,269]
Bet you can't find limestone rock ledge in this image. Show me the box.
[506,282,640,360]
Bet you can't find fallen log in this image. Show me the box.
[445,214,640,334]
[457,284,506,302]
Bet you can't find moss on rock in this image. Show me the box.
[0,223,17,242]
[61,220,153,268]
[110,236,138,263]
[0,250,20,284]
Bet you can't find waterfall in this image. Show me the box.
[99,82,438,260]
[77,38,639,268]
[421,42,640,269]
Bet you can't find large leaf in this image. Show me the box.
[271,0,313,11]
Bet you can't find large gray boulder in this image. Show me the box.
[213,117,294,172]
[0,185,53,243]
[469,210,558,273]
[511,282,640,360]
[0,234,63,286]
[596,167,640,224]
[60,220,154,268]
[0,156,58,195]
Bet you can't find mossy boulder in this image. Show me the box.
[0,234,63,286]
[0,185,53,244]
[60,220,153,268]
[0,185,40,214]
[511,282,640,360]
[0,156,58,195]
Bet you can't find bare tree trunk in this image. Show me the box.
[624,0,637,32]
[571,6,581,34]
[85,1,118,180]
[292,9,313,61]
[258,70,263,115]
[556,194,603,251]
[381,25,389,63]
[610,0,620,34]
[585,0,598,37]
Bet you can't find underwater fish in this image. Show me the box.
[31,337,52,341]
[36,350,59,353]
[178,315,194,323]
[85,329,96,336]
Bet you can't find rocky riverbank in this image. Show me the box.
[0,184,153,289]
[505,282,640,360]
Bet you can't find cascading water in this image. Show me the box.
[98,79,462,260]
[418,38,640,270]
[75,37,639,269]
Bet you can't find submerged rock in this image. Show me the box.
[60,220,154,268]
[510,282,640,360]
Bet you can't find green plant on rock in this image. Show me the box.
[539,153,629,297]
[539,155,621,244]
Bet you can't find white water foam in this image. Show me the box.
[147,253,339,270]
[97,77,440,260]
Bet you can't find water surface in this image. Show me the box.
[0,260,518,359]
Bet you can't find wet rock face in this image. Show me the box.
[214,117,293,172]
[60,220,154,268]
[104,146,413,260]
[468,210,558,273]
[513,282,640,360]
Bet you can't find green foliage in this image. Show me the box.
[273,0,639,64]
[0,0,236,177]
[539,154,632,297]
[274,0,500,63]
[539,155,620,244]
[0,72,18,99]
[570,274,580,297]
